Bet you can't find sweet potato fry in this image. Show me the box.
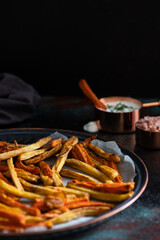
[87,143,120,163]
[71,180,135,193]
[0,171,10,184]
[67,181,134,202]
[0,209,26,225]
[15,158,40,175]
[82,135,97,146]
[0,191,40,216]
[49,138,62,148]
[72,143,94,166]
[79,79,107,110]
[39,161,53,178]
[65,158,113,183]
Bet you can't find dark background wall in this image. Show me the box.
[0,1,160,98]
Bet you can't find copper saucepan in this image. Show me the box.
[95,96,160,133]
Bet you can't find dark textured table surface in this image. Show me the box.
[1,96,160,240]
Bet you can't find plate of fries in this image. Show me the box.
[0,128,148,238]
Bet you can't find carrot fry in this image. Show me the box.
[39,161,53,178]
[79,79,107,110]
[72,144,94,166]
[15,158,40,175]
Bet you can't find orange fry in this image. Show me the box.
[73,144,94,166]
[71,180,135,193]
[79,79,107,110]
[39,161,53,178]
[15,158,40,175]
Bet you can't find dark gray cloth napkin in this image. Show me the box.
[0,73,41,126]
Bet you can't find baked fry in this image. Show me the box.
[4,169,39,182]
[19,178,63,196]
[0,136,52,161]
[45,206,110,228]
[7,157,24,191]
[87,143,120,163]
[39,161,53,178]
[40,171,54,186]
[70,180,135,193]
[24,143,62,165]
[0,179,43,199]
[65,158,113,183]
[72,143,94,166]
[67,181,134,202]
[18,149,46,161]
[52,136,78,173]
[60,169,101,183]
[15,158,40,175]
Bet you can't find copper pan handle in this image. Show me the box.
[142,100,160,108]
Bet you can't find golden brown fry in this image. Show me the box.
[60,169,101,183]
[91,157,118,181]
[87,143,120,163]
[45,206,110,227]
[0,136,52,161]
[65,158,113,183]
[0,179,43,200]
[70,180,135,193]
[72,143,94,166]
[24,143,62,165]
[19,178,64,197]
[40,171,54,186]
[52,136,78,173]
[18,149,46,161]
[4,169,39,182]
[47,186,89,197]
[67,181,134,202]
[7,157,24,191]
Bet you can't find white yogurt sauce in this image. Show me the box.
[105,101,141,113]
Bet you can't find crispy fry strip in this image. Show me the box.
[65,158,113,183]
[60,169,101,183]
[71,180,135,193]
[0,191,41,216]
[24,143,62,165]
[7,157,24,191]
[87,143,120,163]
[67,181,134,202]
[18,149,46,161]
[72,144,94,166]
[0,136,52,161]
[52,136,78,173]
[0,179,43,199]
[15,158,40,175]
[40,171,54,186]
[47,186,89,197]
[19,178,63,197]
[0,209,26,225]
[45,206,110,228]
[90,157,118,181]
[3,168,39,182]
[39,161,53,178]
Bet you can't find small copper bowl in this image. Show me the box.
[95,96,160,134]
[95,96,141,133]
[135,117,160,149]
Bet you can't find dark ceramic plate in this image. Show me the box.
[0,128,148,240]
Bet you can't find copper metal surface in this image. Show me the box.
[95,96,160,133]
[135,127,160,149]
